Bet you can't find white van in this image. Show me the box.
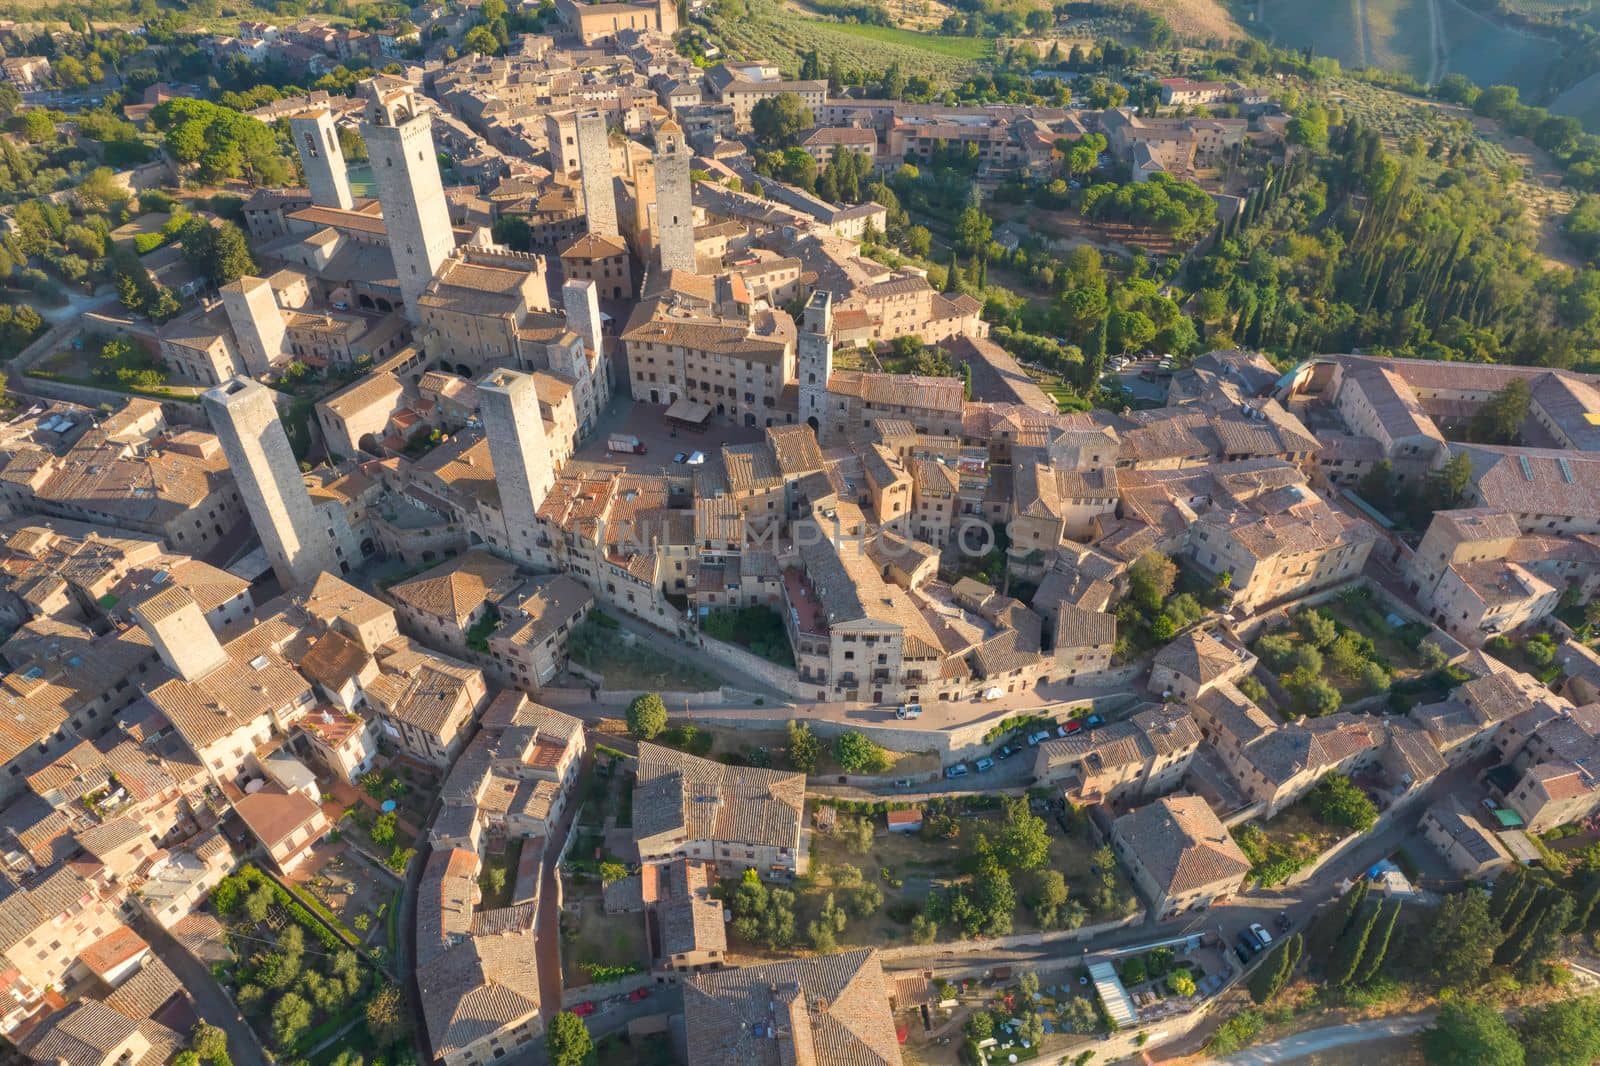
[895,702,923,720]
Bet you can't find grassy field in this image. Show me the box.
[1257,0,1366,69]
[704,0,993,84]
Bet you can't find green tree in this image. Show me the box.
[1328,901,1380,986]
[1127,551,1177,612]
[995,797,1050,871]
[627,693,667,739]
[1424,1000,1523,1066]
[464,24,499,54]
[1469,380,1531,444]
[1308,773,1378,831]
[22,110,54,144]
[954,206,992,257]
[786,720,821,772]
[370,811,397,846]
[1353,900,1401,985]
[1426,888,1502,988]
[1521,995,1600,1066]
[599,861,627,886]
[910,914,937,943]
[270,993,313,1048]
[1249,933,1302,1004]
[190,1023,229,1063]
[833,731,890,773]
[1167,970,1196,996]
[545,1011,593,1066]
[750,93,814,145]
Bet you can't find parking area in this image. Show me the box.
[1106,354,1173,403]
[565,397,767,477]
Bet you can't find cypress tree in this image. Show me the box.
[1329,901,1381,987]
[1499,877,1542,940]
[1309,880,1369,960]
[1571,875,1600,933]
[1248,932,1302,1004]
[1353,900,1401,986]
[1489,866,1527,923]
[1496,886,1558,967]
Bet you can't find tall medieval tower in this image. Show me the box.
[202,377,340,590]
[477,368,556,565]
[289,107,355,211]
[653,119,695,274]
[360,77,454,323]
[798,290,833,437]
[575,109,618,237]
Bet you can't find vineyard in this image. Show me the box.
[701,0,994,83]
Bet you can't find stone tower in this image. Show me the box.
[477,368,556,564]
[220,275,287,378]
[656,0,679,36]
[202,377,340,590]
[798,290,833,437]
[630,154,655,255]
[575,110,618,237]
[653,119,695,274]
[133,586,227,682]
[360,78,454,323]
[288,108,355,211]
[563,277,603,357]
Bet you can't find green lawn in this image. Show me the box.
[814,20,994,59]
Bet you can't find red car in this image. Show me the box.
[628,988,650,1002]
[571,1002,596,1017]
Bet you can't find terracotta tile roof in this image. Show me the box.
[231,783,322,849]
[634,743,805,853]
[684,948,901,1066]
[389,549,521,627]
[1113,793,1249,896]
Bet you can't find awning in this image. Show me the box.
[664,397,713,425]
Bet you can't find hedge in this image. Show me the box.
[222,865,359,951]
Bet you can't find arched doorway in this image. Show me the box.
[807,416,819,432]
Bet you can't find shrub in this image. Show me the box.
[1309,773,1378,832]
[627,693,668,739]
[834,731,891,774]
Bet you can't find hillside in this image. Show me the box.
[1126,0,1244,42]
[1252,0,1552,95]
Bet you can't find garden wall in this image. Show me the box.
[560,969,653,1007]
[878,912,1143,967]
[678,692,1139,760]
[697,634,810,699]
[20,372,208,425]
[1283,782,1433,887]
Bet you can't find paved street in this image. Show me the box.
[137,917,267,1066]
[1212,1013,1432,1065]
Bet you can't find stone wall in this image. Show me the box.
[696,634,810,698]
[1283,781,1432,887]
[675,692,1140,761]
[559,969,654,1007]
[19,373,209,426]
[876,911,1143,967]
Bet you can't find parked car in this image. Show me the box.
[945,763,970,779]
[628,988,650,1002]
[673,451,688,464]
[1058,720,1083,737]
[1084,714,1105,729]
[1482,797,1500,812]
[1249,923,1274,949]
[996,743,1018,760]
[571,1001,597,1017]
[1235,931,1260,958]
[1026,730,1052,746]
[975,757,995,772]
